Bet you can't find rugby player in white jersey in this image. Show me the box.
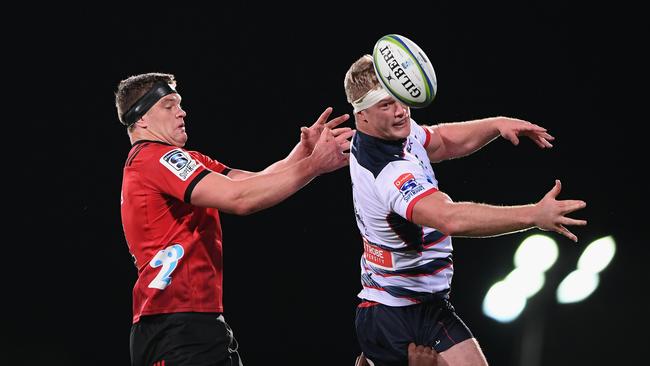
[344,55,587,366]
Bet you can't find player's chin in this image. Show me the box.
[392,123,410,138]
[174,133,189,147]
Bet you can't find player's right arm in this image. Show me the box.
[190,128,347,215]
[423,117,553,163]
[410,180,587,242]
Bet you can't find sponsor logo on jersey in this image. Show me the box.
[363,239,393,268]
[160,149,200,181]
[394,172,424,201]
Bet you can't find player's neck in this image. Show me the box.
[129,129,166,146]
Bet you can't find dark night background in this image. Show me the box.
[9,2,647,365]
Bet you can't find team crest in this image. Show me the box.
[160,149,200,181]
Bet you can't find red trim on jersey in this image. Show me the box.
[358,300,379,308]
[423,126,431,148]
[362,262,452,278]
[439,321,457,343]
[423,234,449,248]
[361,286,421,304]
[406,187,438,221]
[432,262,453,275]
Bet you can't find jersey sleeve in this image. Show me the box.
[189,151,231,175]
[375,159,438,222]
[410,119,432,149]
[141,147,212,203]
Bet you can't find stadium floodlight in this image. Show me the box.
[577,235,616,273]
[514,234,558,272]
[505,267,546,298]
[482,280,527,323]
[556,235,616,304]
[483,234,558,322]
[556,269,600,304]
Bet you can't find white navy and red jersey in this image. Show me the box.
[350,120,454,307]
[121,140,230,323]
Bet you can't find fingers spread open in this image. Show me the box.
[536,136,553,148]
[557,224,578,242]
[331,127,353,137]
[313,107,333,126]
[560,200,587,214]
[546,179,562,198]
[334,129,355,142]
[528,123,547,132]
[325,113,350,129]
[532,137,546,148]
[541,132,555,140]
[337,140,351,151]
[560,217,587,226]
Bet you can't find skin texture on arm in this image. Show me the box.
[411,180,587,242]
[438,338,486,366]
[228,107,354,180]
[354,343,445,366]
[190,128,347,215]
[227,107,353,180]
[227,123,352,180]
[425,117,554,163]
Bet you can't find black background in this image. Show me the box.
[9,2,647,365]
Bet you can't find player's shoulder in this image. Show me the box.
[408,118,428,135]
[381,159,422,179]
[126,141,192,168]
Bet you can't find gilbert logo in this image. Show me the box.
[378,45,421,98]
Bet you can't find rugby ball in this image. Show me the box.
[372,34,437,108]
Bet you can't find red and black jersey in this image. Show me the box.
[121,140,230,323]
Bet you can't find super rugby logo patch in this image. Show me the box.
[394,172,424,202]
[160,149,200,181]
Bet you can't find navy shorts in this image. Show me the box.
[355,297,474,366]
[130,312,242,366]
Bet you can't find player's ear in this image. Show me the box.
[356,111,368,123]
[134,117,148,129]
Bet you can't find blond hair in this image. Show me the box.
[344,54,380,104]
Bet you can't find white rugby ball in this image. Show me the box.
[372,34,437,108]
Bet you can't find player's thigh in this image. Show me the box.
[439,338,487,366]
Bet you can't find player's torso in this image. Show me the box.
[121,141,224,320]
[349,121,454,305]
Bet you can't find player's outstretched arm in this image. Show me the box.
[411,180,586,242]
[425,117,554,163]
[191,128,348,215]
[232,107,352,178]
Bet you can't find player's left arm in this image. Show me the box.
[228,107,353,179]
[424,117,554,162]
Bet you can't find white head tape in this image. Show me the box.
[351,87,391,113]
